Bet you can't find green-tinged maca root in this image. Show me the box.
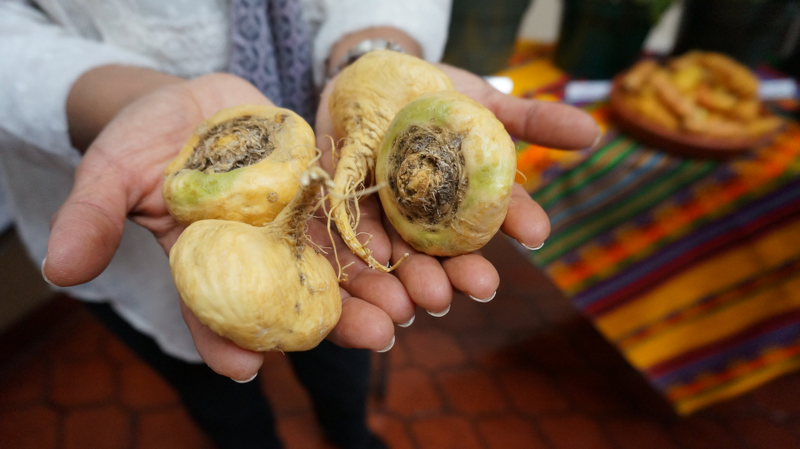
[169,167,341,352]
[328,49,455,272]
[162,104,316,227]
[376,91,517,256]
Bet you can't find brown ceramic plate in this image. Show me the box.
[608,74,780,159]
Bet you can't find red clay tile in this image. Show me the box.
[0,358,46,408]
[0,405,59,449]
[540,414,615,449]
[104,335,138,365]
[276,412,336,449]
[750,372,800,414]
[499,368,570,415]
[386,334,410,368]
[410,415,483,449]
[50,359,115,406]
[120,361,179,410]
[45,315,104,361]
[402,329,467,370]
[259,352,312,414]
[670,416,748,449]
[368,413,415,449]
[604,417,679,449]
[136,408,211,449]
[557,371,631,414]
[385,367,442,417]
[63,405,131,449]
[791,421,800,444]
[438,368,507,415]
[9,241,800,449]
[0,294,79,367]
[370,353,392,403]
[458,328,518,370]
[729,417,800,449]
[478,415,549,449]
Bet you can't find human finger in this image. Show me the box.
[441,65,599,149]
[44,157,127,286]
[441,253,499,302]
[315,77,338,174]
[484,88,600,149]
[326,289,396,352]
[335,195,393,269]
[306,218,412,323]
[345,268,415,325]
[502,183,551,250]
[388,224,453,316]
[179,300,264,382]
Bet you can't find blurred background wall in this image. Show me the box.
[443,0,684,75]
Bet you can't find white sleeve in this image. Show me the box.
[312,0,452,86]
[0,1,159,160]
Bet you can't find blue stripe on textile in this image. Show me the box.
[549,151,666,226]
[651,314,800,389]
[572,177,800,310]
[617,258,800,345]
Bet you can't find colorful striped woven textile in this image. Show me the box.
[505,54,800,415]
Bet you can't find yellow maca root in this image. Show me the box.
[376,91,517,257]
[170,167,341,352]
[328,50,454,272]
[162,104,316,227]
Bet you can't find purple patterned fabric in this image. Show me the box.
[229,0,316,124]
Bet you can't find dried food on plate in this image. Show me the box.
[610,51,785,158]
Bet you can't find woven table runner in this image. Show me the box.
[506,50,800,415]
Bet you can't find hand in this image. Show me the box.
[42,72,397,381]
[313,63,599,334]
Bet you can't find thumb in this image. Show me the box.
[485,89,600,150]
[44,158,128,286]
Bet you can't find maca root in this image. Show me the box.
[376,91,517,257]
[387,124,467,230]
[327,50,455,273]
[162,104,316,227]
[169,166,341,353]
[184,114,285,174]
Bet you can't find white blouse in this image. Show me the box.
[0,0,451,362]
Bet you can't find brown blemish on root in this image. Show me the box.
[387,125,466,228]
[184,115,287,173]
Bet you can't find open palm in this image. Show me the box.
[42,73,375,380]
[313,63,599,329]
[43,64,598,382]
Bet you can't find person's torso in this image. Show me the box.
[31,0,324,78]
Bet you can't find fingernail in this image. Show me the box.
[375,336,395,353]
[231,372,258,383]
[399,314,415,328]
[592,129,604,148]
[41,257,56,286]
[469,291,497,303]
[427,304,451,318]
[521,241,545,251]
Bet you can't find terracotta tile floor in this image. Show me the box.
[3,237,800,448]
